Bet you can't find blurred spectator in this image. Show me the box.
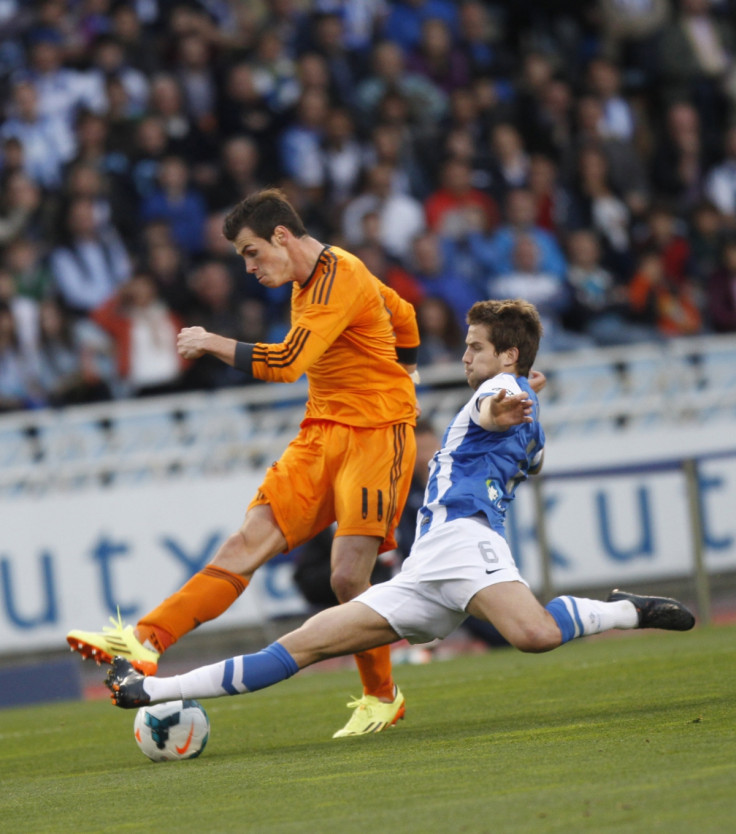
[635,204,692,288]
[522,75,575,161]
[319,107,365,216]
[127,114,170,203]
[109,0,161,76]
[50,195,131,316]
[172,31,218,130]
[216,61,280,179]
[0,170,44,246]
[651,100,708,214]
[248,25,299,113]
[627,250,702,337]
[527,153,567,234]
[0,300,43,412]
[140,154,208,257]
[89,33,150,118]
[205,136,263,213]
[365,121,426,198]
[0,79,76,189]
[183,259,245,390]
[689,200,726,285]
[707,238,736,332]
[382,0,459,53]
[36,296,112,406]
[304,11,362,107]
[657,0,736,135]
[424,156,499,239]
[470,187,567,279]
[144,239,193,316]
[564,228,654,345]
[405,16,470,95]
[415,294,464,366]
[0,266,39,356]
[564,94,649,207]
[488,234,588,353]
[596,0,669,83]
[147,73,216,169]
[23,26,104,127]
[342,162,426,260]
[456,0,507,80]
[2,235,53,302]
[355,39,448,129]
[567,146,632,271]
[406,229,480,330]
[704,125,736,223]
[586,57,637,143]
[488,122,531,198]
[90,270,188,398]
[278,87,330,190]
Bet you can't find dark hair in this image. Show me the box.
[466,299,542,377]
[222,188,307,243]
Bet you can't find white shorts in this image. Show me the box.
[356,516,527,644]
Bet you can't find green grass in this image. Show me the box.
[1,625,735,834]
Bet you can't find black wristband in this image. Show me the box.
[396,345,418,365]
[233,342,255,374]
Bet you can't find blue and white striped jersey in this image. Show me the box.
[417,373,545,539]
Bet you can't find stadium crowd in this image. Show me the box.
[1,0,736,412]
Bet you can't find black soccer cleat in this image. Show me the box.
[607,589,695,631]
[105,656,151,709]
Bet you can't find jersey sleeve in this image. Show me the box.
[378,282,420,351]
[469,374,522,427]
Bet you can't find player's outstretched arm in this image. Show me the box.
[477,389,533,432]
[177,326,238,364]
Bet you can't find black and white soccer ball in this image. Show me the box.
[134,699,210,762]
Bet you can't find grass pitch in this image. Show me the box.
[1,624,734,834]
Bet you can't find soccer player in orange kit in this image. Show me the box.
[68,187,420,737]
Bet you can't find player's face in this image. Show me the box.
[462,323,509,390]
[232,225,294,288]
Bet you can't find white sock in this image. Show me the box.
[563,596,639,637]
[143,660,227,702]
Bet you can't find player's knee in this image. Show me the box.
[508,621,560,653]
[330,567,367,603]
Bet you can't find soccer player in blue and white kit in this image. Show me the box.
[106,299,695,726]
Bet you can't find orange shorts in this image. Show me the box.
[249,420,416,553]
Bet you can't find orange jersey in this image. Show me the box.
[250,245,419,427]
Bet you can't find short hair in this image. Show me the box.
[466,299,542,378]
[222,188,307,242]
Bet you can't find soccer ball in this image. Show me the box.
[134,699,210,762]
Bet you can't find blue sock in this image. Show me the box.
[221,642,299,694]
[545,596,583,644]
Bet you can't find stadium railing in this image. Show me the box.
[1,333,735,498]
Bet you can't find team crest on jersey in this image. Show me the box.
[485,478,500,503]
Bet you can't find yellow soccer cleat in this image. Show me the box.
[67,612,159,676]
[332,686,406,738]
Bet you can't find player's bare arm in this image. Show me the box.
[477,388,533,432]
[177,326,238,364]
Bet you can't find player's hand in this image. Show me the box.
[177,326,209,359]
[486,388,533,430]
[528,369,546,393]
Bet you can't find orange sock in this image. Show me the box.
[353,644,395,701]
[135,565,248,653]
